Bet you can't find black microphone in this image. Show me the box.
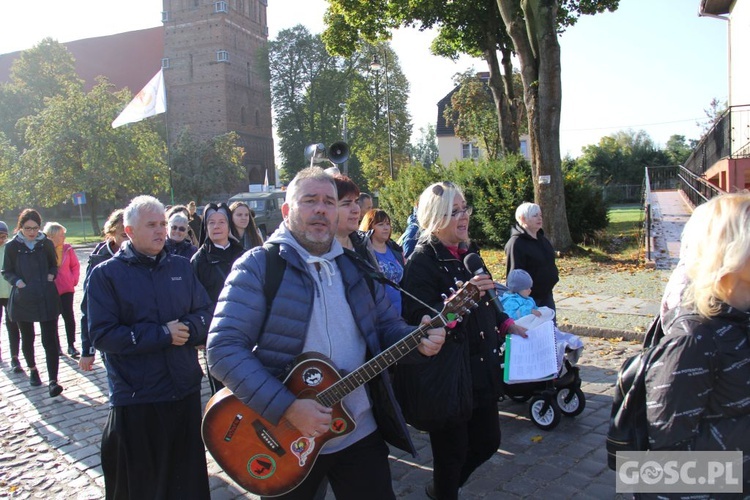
[463,253,505,319]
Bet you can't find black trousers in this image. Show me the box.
[101,391,210,500]
[428,403,501,500]
[59,292,76,348]
[0,298,20,359]
[263,431,395,500]
[17,319,59,382]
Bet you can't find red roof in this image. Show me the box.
[0,26,164,93]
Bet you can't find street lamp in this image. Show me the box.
[370,53,394,180]
[339,102,349,176]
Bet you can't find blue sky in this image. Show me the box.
[0,0,729,157]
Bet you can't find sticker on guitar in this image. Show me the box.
[290,436,316,466]
[302,367,323,386]
[248,454,276,480]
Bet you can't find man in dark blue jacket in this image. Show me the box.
[207,167,446,499]
[87,195,212,500]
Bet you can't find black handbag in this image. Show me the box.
[392,332,473,432]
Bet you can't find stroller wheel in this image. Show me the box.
[556,387,586,417]
[528,396,561,431]
[509,394,532,403]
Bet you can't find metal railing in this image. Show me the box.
[641,169,652,262]
[676,166,725,207]
[640,165,724,263]
[684,104,750,175]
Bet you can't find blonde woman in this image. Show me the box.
[43,222,80,358]
[645,192,750,490]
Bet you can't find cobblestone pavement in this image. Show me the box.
[0,245,642,499]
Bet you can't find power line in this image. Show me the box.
[563,117,711,133]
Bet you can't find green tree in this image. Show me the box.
[18,78,167,234]
[665,134,693,165]
[170,129,246,204]
[321,0,619,249]
[324,0,523,155]
[578,130,668,185]
[0,38,82,148]
[495,0,618,250]
[269,27,411,189]
[269,25,356,182]
[411,124,439,168]
[0,132,19,209]
[347,43,411,190]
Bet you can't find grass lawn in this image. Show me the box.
[53,217,105,245]
[481,203,645,280]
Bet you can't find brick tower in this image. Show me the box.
[161,0,274,188]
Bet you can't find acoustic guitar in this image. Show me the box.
[202,281,479,497]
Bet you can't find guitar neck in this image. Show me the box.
[315,315,447,408]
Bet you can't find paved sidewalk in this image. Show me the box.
[0,245,648,499]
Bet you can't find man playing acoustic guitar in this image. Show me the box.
[206,167,447,499]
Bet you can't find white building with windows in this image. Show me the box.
[436,73,530,165]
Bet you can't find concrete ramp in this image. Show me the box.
[648,190,692,270]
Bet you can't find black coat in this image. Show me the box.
[646,304,750,454]
[401,237,505,407]
[504,224,559,307]
[190,240,245,308]
[2,234,60,323]
[80,240,119,356]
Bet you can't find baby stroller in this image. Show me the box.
[495,286,586,430]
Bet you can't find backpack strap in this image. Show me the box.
[262,242,285,319]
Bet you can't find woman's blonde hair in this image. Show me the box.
[416,182,466,243]
[681,192,750,317]
[43,222,66,239]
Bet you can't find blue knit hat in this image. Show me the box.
[507,269,533,293]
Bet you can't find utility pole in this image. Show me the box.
[339,102,349,177]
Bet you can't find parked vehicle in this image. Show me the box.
[227,190,286,239]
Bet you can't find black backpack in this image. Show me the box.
[605,315,665,470]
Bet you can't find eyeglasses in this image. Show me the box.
[171,225,187,232]
[22,225,40,231]
[450,206,473,218]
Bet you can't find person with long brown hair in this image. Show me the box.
[229,200,263,250]
[1,209,62,397]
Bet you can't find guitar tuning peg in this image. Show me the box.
[454,279,464,287]
[448,287,456,295]
[441,293,448,300]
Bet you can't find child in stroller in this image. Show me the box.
[497,270,585,430]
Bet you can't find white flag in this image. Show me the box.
[112,69,166,128]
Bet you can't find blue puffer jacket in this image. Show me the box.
[206,236,424,454]
[87,242,212,406]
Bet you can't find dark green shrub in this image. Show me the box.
[563,168,609,243]
[379,156,607,247]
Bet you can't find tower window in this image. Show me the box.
[216,50,230,63]
[215,1,228,13]
[161,11,169,23]
[161,58,170,69]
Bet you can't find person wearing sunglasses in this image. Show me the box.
[165,212,197,260]
[1,209,63,397]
